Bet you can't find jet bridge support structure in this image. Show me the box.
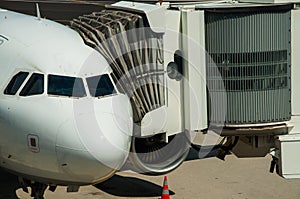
[71,1,300,179]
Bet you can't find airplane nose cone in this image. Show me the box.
[56,94,133,183]
[75,94,133,168]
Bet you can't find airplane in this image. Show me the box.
[2,0,300,199]
[0,6,134,199]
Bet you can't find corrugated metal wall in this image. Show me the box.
[205,9,291,125]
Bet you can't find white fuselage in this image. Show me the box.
[0,9,133,185]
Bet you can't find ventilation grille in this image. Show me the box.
[206,9,291,125]
[70,10,165,122]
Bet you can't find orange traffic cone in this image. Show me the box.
[161,176,170,199]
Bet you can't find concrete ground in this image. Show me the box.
[1,154,300,199]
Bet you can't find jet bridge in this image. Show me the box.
[71,1,300,178]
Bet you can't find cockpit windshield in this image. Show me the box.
[48,75,86,97]
[86,74,116,97]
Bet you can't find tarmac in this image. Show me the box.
[1,154,300,199]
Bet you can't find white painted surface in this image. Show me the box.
[109,1,166,33]
[291,8,300,115]
[278,133,300,178]
[141,106,167,136]
[164,10,183,136]
[239,0,300,4]
[181,10,208,131]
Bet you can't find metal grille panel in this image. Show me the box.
[206,9,291,125]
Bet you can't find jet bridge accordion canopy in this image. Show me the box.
[205,6,292,125]
[70,10,165,122]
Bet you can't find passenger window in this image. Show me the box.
[48,75,86,97]
[86,74,116,97]
[20,73,44,96]
[4,72,29,95]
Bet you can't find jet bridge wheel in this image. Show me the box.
[128,132,190,175]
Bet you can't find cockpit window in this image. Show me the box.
[48,75,86,97]
[20,73,44,96]
[4,72,29,95]
[86,74,116,97]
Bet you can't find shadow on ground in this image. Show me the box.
[0,144,219,198]
[95,145,220,197]
[0,168,170,198]
[95,174,174,197]
[186,144,220,161]
[0,169,18,199]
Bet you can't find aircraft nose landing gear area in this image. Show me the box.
[15,178,56,199]
[27,182,47,199]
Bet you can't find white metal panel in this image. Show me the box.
[238,0,300,3]
[277,134,300,178]
[137,9,183,137]
[164,10,183,136]
[108,1,165,33]
[288,116,300,134]
[141,106,167,136]
[182,10,208,131]
[291,8,300,115]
